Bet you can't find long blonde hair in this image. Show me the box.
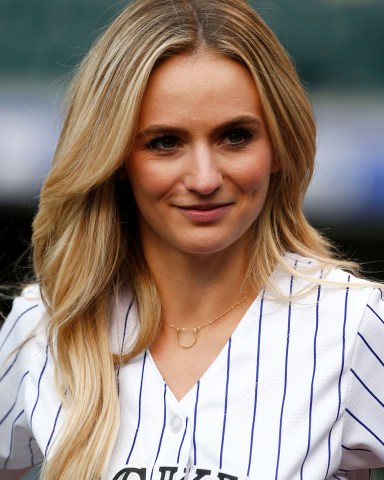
[33,0,358,477]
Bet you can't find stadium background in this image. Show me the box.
[0,0,383,478]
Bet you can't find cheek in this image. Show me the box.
[126,159,172,201]
[234,143,274,191]
[136,174,167,197]
[236,162,272,195]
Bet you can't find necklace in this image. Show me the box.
[163,296,248,349]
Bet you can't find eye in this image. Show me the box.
[147,135,178,151]
[225,128,254,146]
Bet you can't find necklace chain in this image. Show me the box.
[163,295,248,349]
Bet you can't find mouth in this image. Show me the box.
[175,202,234,222]
[178,202,233,211]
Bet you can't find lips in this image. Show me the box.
[176,202,233,222]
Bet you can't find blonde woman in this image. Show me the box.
[1,0,384,479]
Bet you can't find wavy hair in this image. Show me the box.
[33,0,358,477]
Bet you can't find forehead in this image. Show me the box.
[138,50,263,126]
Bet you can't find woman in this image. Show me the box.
[1,0,383,478]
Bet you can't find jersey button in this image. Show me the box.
[169,415,183,433]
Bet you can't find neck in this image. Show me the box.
[141,239,252,328]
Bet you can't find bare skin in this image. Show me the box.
[149,244,255,400]
[126,50,278,401]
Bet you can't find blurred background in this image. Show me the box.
[1,0,383,299]
[0,0,383,478]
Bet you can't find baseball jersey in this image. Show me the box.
[1,253,384,479]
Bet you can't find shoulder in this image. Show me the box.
[273,252,381,320]
[0,284,48,355]
[0,284,49,389]
[282,251,375,289]
[0,286,52,469]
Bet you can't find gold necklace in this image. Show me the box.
[163,296,248,349]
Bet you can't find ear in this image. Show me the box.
[270,152,281,173]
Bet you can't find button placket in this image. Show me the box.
[169,415,183,433]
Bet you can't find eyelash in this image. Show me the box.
[144,128,256,152]
[225,128,255,147]
[146,136,178,151]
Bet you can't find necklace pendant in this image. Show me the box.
[177,327,198,349]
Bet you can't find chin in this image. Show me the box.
[179,237,246,257]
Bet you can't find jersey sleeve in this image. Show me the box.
[0,286,46,470]
[341,287,384,469]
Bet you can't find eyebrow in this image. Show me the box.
[136,115,264,140]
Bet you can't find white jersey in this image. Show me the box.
[1,254,384,479]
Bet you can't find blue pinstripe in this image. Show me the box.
[177,417,189,463]
[346,408,384,446]
[0,348,23,383]
[30,344,49,428]
[121,300,134,353]
[367,304,384,324]
[2,274,384,475]
[300,283,322,478]
[275,273,295,479]
[193,380,200,465]
[45,404,62,456]
[247,289,264,477]
[351,368,384,408]
[117,299,134,396]
[326,280,350,477]
[126,351,147,464]
[4,410,24,469]
[219,338,232,469]
[0,305,38,351]
[342,444,371,453]
[0,371,29,426]
[358,332,384,367]
[150,383,167,480]
[28,437,35,466]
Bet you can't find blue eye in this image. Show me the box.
[226,129,253,145]
[148,136,178,150]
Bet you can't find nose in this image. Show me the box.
[183,145,223,195]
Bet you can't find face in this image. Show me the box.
[125,50,279,260]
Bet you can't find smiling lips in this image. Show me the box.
[176,203,233,222]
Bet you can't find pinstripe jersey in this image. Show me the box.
[1,254,384,479]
